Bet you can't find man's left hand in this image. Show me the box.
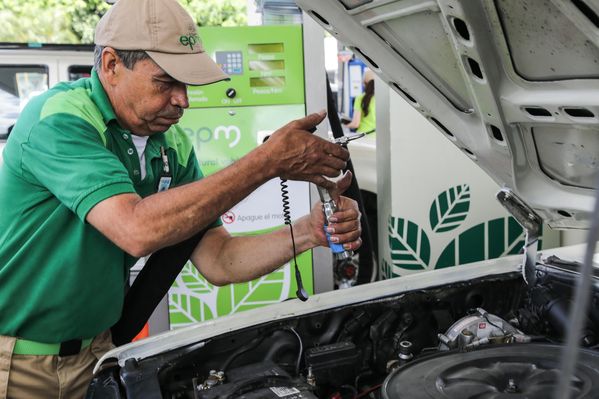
[309,171,362,251]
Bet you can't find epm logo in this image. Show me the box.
[179,33,200,51]
[184,125,241,149]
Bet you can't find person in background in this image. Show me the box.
[344,68,376,134]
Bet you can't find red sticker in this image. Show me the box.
[222,211,235,224]
[479,322,487,329]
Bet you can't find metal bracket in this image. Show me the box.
[496,188,543,285]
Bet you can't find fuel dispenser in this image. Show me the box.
[168,25,315,329]
[343,58,367,118]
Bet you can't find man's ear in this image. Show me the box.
[101,47,120,85]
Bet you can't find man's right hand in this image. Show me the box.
[261,110,350,190]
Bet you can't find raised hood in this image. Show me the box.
[296,0,599,229]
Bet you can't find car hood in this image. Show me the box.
[96,244,596,371]
[96,254,523,372]
[296,0,599,229]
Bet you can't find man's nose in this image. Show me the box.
[171,83,189,109]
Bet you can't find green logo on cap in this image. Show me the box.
[179,34,199,50]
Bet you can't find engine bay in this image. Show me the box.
[89,258,599,399]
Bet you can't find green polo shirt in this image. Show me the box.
[0,70,212,343]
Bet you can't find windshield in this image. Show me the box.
[0,65,49,139]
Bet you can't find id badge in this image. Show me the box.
[157,146,172,192]
[157,176,172,192]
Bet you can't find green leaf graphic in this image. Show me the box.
[388,216,430,270]
[435,217,525,269]
[169,293,215,328]
[429,184,470,233]
[169,263,217,328]
[379,259,397,280]
[216,264,290,317]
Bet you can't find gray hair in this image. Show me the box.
[93,45,151,73]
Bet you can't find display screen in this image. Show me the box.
[248,43,284,54]
[249,60,285,71]
[250,77,286,87]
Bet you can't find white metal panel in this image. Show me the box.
[295,0,599,229]
[57,54,94,82]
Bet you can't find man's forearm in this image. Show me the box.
[88,146,275,256]
[136,146,277,251]
[192,217,315,286]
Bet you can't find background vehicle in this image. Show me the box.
[0,43,93,164]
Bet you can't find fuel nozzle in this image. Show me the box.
[318,186,353,263]
[317,133,365,286]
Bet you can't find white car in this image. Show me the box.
[0,90,20,164]
[0,44,93,165]
[88,1,599,398]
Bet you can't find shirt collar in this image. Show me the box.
[89,69,118,124]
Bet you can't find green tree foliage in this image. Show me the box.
[0,1,77,43]
[69,0,111,44]
[181,0,247,27]
[0,0,247,44]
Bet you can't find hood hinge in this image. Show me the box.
[496,188,543,286]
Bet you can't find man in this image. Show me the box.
[0,0,361,397]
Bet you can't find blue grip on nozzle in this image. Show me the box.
[325,228,345,254]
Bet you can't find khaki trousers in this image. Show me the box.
[0,331,114,399]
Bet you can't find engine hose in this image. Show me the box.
[220,334,269,372]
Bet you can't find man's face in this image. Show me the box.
[111,57,189,135]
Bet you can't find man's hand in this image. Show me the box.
[308,191,362,252]
[309,196,362,252]
[261,110,350,191]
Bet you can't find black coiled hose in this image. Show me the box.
[280,178,309,301]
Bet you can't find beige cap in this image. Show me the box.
[95,0,229,86]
